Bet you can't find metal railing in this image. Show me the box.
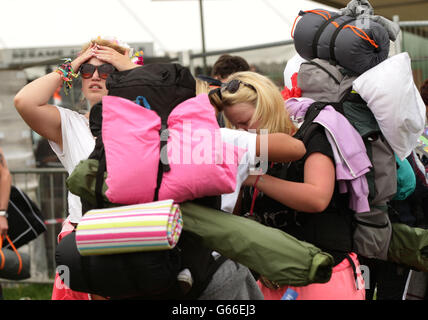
[396,19,428,88]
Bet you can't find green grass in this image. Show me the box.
[1,283,53,300]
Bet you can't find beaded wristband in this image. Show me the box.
[55,58,78,95]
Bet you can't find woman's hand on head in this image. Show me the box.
[93,45,138,71]
[71,43,96,73]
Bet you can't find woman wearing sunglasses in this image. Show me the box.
[14,37,138,300]
[208,71,366,300]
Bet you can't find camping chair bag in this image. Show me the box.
[293,9,390,75]
[0,236,31,280]
[3,186,47,249]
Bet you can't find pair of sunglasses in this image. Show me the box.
[79,63,116,79]
[209,79,257,102]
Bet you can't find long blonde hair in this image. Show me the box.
[208,71,296,135]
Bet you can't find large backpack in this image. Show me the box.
[60,63,228,299]
[295,58,397,260]
[88,63,196,209]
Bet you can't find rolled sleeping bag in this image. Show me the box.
[180,201,334,287]
[293,9,390,75]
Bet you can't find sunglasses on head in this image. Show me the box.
[79,63,116,79]
[209,79,257,105]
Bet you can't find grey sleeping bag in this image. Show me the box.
[293,9,390,75]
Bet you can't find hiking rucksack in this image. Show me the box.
[88,63,196,208]
[296,58,397,260]
[63,63,230,299]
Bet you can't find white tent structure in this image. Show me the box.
[0,0,335,56]
[3,0,424,54]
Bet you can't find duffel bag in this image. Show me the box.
[292,8,390,75]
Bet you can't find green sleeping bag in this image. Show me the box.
[180,202,334,287]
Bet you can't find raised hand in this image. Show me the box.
[70,43,96,73]
[93,45,138,71]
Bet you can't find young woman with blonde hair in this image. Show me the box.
[209,71,366,300]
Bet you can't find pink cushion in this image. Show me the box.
[101,94,239,205]
[102,96,161,204]
[159,94,238,202]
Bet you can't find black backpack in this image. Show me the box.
[294,59,397,261]
[87,63,197,209]
[60,63,225,300]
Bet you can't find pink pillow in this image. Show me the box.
[101,94,239,205]
[102,96,161,204]
[158,94,239,202]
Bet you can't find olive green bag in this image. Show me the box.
[388,223,428,272]
[66,159,115,208]
[180,202,334,287]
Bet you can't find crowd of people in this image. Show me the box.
[0,35,426,301]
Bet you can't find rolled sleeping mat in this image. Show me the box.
[293,9,390,75]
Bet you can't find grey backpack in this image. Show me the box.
[296,58,396,260]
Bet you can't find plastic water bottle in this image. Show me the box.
[281,288,298,300]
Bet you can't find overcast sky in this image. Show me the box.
[0,0,335,55]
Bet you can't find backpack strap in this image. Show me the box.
[329,18,355,66]
[294,102,330,142]
[154,124,171,201]
[312,14,340,58]
[306,60,341,85]
[345,254,360,290]
[95,148,106,209]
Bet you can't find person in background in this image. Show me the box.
[212,54,251,82]
[200,54,251,127]
[0,147,12,300]
[209,71,366,300]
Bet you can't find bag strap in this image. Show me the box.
[95,151,106,209]
[329,18,355,65]
[154,125,171,201]
[312,14,340,58]
[0,235,23,275]
[293,102,330,142]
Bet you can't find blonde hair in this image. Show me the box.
[81,38,128,55]
[196,79,211,95]
[209,71,296,135]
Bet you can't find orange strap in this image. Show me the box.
[0,236,5,270]
[343,25,379,49]
[291,10,379,49]
[0,235,23,275]
[292,10,332,38]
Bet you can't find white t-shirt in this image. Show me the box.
[219,128,257,213]
[49,106,95,223]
